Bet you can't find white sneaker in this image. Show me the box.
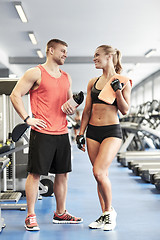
[103,207,117,231]
[88,215,104,229]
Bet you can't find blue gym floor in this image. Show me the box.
[1,143,160,240]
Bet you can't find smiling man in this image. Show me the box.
[10,39,83,231]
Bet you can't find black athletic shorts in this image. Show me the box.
[28,129,72,175]
[86,124,122,143]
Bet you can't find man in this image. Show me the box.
[10,39,83,231]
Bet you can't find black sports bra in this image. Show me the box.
[91,77,117,106]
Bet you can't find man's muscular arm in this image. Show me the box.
[10,67,47,130]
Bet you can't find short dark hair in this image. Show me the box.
[46,39,68,54]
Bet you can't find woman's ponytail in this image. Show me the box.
[97,45,123,74]
[114,49,122,74]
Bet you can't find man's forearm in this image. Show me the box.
[10,94,28,121]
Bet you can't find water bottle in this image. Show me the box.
[61,91,84,112]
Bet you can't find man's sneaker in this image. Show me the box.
[24,214,40,231]
[103,207,117,231]
[53,210,83,224]
[88,215,104,229]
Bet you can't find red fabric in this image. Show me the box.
[29,65,70,134]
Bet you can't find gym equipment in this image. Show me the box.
[132,163,160,176]
[0,124,28,210]
[67,115,80,129]
[0,78,31,197]
[118,100,160,191]
[39,175,54,197]
[150,171,160,184]
[12,123,29,142]
[128,158,160,169]
[0,123,29,210]
[118,121,160,166]
[141,167,160,183]
[151,172,160,190]
[0,157,10,232]
[119,151,160,167]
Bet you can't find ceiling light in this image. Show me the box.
[28,32,37,45]
[13,1,28,23]
[36,49,44,58]
[144,49,157,58]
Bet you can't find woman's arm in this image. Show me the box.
[76,78,94,152]
[115,81,132,115]
[79,78,94,135]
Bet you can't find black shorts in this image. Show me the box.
[28,130,72,175]
[86,124,122,143]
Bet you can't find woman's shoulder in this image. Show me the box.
[87,77,97,91]
[89,77,99,85]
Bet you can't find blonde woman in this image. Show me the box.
[76,45,132,231]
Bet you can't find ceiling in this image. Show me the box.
[0,0,160,93]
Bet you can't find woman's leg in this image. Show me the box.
[86,138,100,165]
[93,137,122,211]
[87,138,105,211]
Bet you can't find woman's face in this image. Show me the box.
[93,48,109,69]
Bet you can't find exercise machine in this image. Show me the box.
[118,100,160,191]
[0,123,29,210]
[0,157,10,232]
[118,121,160,166]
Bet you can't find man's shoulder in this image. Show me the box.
[24,66,41,80]
[26,65,41,74]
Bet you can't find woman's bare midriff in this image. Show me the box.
[89,104,119,126]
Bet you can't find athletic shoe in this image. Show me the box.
[88,215,104,229]
[103,207,117,231]
[24,214,40,231]
[53,210,83,224]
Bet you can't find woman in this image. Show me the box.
[76,45,132,231]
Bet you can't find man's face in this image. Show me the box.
[52,44,68,65]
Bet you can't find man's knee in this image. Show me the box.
[55,173,68,183]
[28,172,40,181]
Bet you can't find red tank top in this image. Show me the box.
[29,65,70,134]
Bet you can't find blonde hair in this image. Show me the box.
[97,45,122,74]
